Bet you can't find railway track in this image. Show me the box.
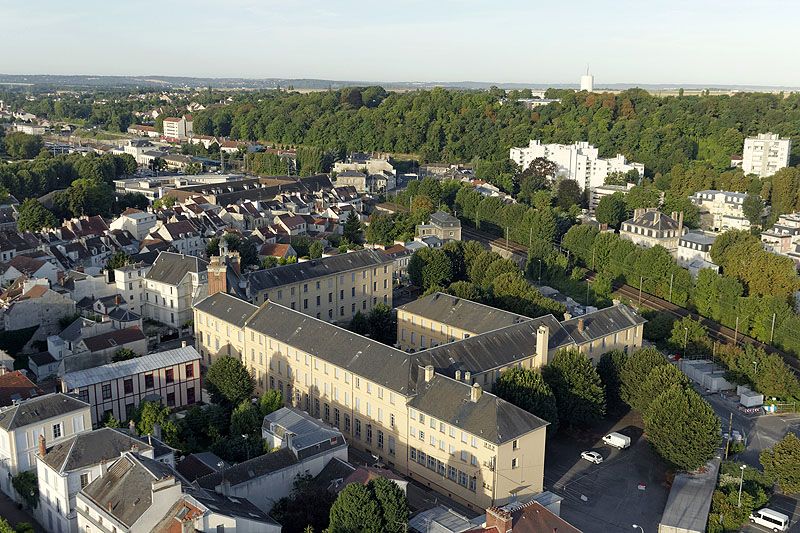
[460,223,800,377]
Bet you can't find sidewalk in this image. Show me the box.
[0,491,43,532]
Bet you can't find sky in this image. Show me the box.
[2,0,799,87]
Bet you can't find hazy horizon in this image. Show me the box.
[3,0,799,87]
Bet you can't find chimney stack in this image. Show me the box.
[455,370,461,381]
[152,422,162,441]
[424,365,434,382]
[563,312,572,321]
[536,324,550,366]
[486,507,513,533]
[464,371,471,383]
[38,434,46,457]
[577,318,585,333]
[678,211,684,235]
[470,383,482,403]
[181,340,187,348]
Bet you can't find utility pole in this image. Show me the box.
[538,259,542,283]
[770,312,776,344]
[506,226,509,250]
[734,316,739,345]
[668,272,674,303]
[638,275,643,305]
[724,412,733,459]
[529,226,533,249]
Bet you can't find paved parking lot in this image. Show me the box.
[544,411,670,533]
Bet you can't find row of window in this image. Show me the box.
[409,447,477,492]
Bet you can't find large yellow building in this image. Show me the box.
[193,292,548,510]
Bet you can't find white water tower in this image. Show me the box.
[580,67,594,92]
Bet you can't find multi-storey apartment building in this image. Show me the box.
[109,208,157,241]
[689,189,765,232]
[143,252,208,327]
[0,394,91,499]
[742,133,791,178]
[509,140,644,190]
[244,249,393,323]
[620,208,686,253]
[36,428,156,533]
[60,345,202,426]
[193,292,548,510]
[161,115,193,140]
[113,261,151,316]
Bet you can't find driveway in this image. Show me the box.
[544,411,670,533]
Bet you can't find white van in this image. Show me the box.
[750,508,790,531]
[602,432,631,449]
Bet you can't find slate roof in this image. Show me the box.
[247,249,390,292]
[398,292,531,335]
[196,447,299,489]
[194,292,258,328]
[41,427,153,474]
[0,371,43,407]
[82,326,146,353]
[429,210,460,228]
[80,452,175,528]
[184,486,281,526]
[107,307,141,322]
[561,304,646,346]
[246,301,414,394]
[415,315,572,377]
[62,346,200,389]
[145,251,207,285]
[176,453,227,482]
[262,407,344,454]
[0,393,88,430]
[624,209,681,231]
[408,368,548,444]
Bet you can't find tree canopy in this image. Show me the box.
[205,356,255,407]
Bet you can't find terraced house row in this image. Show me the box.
[192,289,646,510]
[193,292,548,510]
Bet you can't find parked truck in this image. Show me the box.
[603,432,631,449]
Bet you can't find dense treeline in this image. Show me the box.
[190,87,800,170]
[561,224,800,357]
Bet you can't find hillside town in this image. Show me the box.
[1,60,800,533]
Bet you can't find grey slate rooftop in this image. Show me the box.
[196,447,299,489]
[247,249,391,292]
[42,427,153,474]
[0,393,88,431]
[561,304,645,346]
[415,314,572,377]
[625,209,681,230]
[245,301,414,394]
[263,407,345,456]
[145,251,207,285]
[408,367,548,444]
[194,292,258,327]
[398,292,531,334]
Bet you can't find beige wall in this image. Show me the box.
[252,264,393,324]
[576,323,644,363]
[192,306,546,511]
[396,309,476,351]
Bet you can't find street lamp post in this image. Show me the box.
[538,259,542,283]
[752,360,759,375]
[684,327,689,359]
[738,464,747,507]
[632,525,644,533]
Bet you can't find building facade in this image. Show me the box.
[509,140,644,190]
[620,208,686,253]
[193,293,548,510]
[416,211,462,242]
[0,394,91,499]
[245,249,393,324]
[60,346,202,426]
[690,189,762,232]
[742,133,791,178]
[676,232,718,277]
[143,252,208,327]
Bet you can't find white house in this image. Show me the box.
[620,208,686,254]
[0,394,92,500]
[676,232,719,277]
[690,189,765,232]
[143,252,208,327]
[742,133,791,178]
[76,452,280,533]
[109,208,158,241]
[36,427,156,533]
[113,261,151,316]
[2,285,76,338]
[509,140,644,191]
[149,220,204,257]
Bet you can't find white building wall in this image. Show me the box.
[742,133,791,178]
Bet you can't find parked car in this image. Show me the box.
[602,432,631,449]
[580,451,603,464]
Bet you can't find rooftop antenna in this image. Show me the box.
[586,64,590,75]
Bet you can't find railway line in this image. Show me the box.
[459,223,800,377]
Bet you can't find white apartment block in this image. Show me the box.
[742,133,791,178]
[690,189,763,232]
[509,140,644,190]
[162,115,193,140]
[114,262,151,316]
[61,345,202,426]
[580,72,594,92]
[0,394,91,499]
